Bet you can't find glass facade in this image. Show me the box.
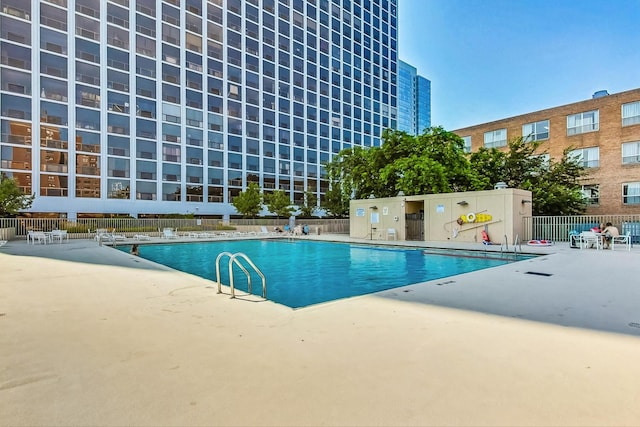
[0,0,398,218]
[397,59,430,135]
[416,75,430,134]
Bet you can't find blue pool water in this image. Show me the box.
[119,240,528,308]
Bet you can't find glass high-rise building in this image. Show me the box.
[397,59,430,135]
[0,0,398,220]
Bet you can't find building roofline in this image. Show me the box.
[453,87,640,133]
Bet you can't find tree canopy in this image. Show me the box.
[0,173,35,217]
[469,137,588,215]
[326,127,478,200]
[324,128,588,216]
[321,184,350,218]
[298,189,318,217]
[265,189,295,218]
[231,182,263,218]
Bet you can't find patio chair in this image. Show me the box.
[28,230,49,245]
[579,231,602,250]
[0,240,7,247]
[387,228,397,240]
[50,229,68,243]
[611,231,631,251]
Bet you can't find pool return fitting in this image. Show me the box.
[214,251,266,299]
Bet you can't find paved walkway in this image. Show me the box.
[1,235,640,426]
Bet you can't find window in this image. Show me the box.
[569,147,599,168]
[567,110,599,135]
[484,129,506,148]
[532,153,550,169]
[522,119,549,142]
[623,182,640,205]
[622,141,640,164]
[581,184,599,205]
[622,101,640,127]
[461,136,471,153]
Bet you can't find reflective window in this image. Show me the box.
[567,110,599,136]
[569,147,599,168]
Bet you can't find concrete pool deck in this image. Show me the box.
[1,235,640,426]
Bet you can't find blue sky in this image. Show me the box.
[398,0,640,130]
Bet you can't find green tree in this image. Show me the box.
[469,137,587,215]
[266,189,294,218]
[469,137,545,190]
[325,145,381,199]
[0,173,35,217]
[231,182,263,218]
[527,148,588,215]
[298,189,318,217]
[326,127,477,199]
[321,184,350,217]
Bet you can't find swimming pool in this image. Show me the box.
[119,240,530,308]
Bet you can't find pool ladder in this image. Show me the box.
[214,251,266,299]
[500,234,522,257]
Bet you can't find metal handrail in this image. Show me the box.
[214,251,266,299]
[513,234,521,256]
[229,253,266,299]
[500,234,509,254]
[215,252,234,294]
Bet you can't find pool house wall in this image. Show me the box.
[350,188,533,244]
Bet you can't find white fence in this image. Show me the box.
[525,215,640,243]
[0,217,350,240]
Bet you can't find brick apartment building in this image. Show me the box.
[453,88,640,215]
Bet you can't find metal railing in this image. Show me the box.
[0,218,236,241]
[525,214,640,243]
[215,251,266,300]
[5,215,639,244]
[0,217,350,241]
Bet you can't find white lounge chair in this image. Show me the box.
[95,228,110,241]
[611,232,631,251]
[0,240,8,247]
[198,231,217,238]
[162,228,179,239]
[259,226,277,236]
[96,229,126,242]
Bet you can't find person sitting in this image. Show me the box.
[601,222,619,249]
[283,224,290,234]
[130,244,139,256]
[302,224,309,235]
[274,226,283,233]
